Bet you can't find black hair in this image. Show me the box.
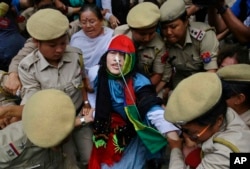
[79,3,103,21]
[217,44,250,67]
[222,80,250,105]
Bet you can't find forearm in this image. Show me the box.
[221,9,250,43]
[0,105,24,118]
[207,7,227,33]
[150,73,162,86]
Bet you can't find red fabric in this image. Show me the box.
[108,35,135,53]
[124,78,135,105]
[185,147,202,168]
[88,114,127,169]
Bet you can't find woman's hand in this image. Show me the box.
[109,15,120,29]
[3,72,22,96]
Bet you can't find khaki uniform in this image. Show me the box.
[18,7,35,33]
[162,22,219,87]
[240,109,250,128]
[18,45,83,109]
[114,24,168,77]
[18,46,93,166]
[0,122,64,169]
[169,108,250,169]
[9,22,81,73]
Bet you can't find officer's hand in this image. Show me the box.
[0,117,11,129]
[84,108,95,123]
[167,132,183,150]
[4,72,22,96]
[0,106,8,118]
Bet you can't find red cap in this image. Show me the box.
[108,35,135,54]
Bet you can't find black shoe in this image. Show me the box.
[146,158,162,169]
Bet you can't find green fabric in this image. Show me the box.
[69,0,84,7]
[125,105,167,154]
[92,136,106,148]
[113,135,125,153]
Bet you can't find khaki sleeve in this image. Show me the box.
[200,30,219,70]
[169,148,189,169]
[18,62,40,105]
[153,45,168,74]
[8,38,36,73]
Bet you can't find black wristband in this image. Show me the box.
[217,5,229,14]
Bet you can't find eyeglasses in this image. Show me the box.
[174,124,210,140]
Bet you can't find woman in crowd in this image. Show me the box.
[217,64,250,128]
[165,72,250,169]
[70,3,113,94]
[85,34,179,169]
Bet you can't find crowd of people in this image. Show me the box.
[0,0,250,169]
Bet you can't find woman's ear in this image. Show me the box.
[236,93,246,105]
[216,115,224,128]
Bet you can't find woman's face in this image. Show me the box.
[131,27,157,46]
[80,10,103,38]
[106,51,125,75]
[180,121,220,144]
[36,35,68,66]
[219,56,239,68]
[161,19,188,45]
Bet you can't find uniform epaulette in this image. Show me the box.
[65,46,83,68]
[0,123,27,162]
[189,22,216,41]
[189,27,206,41]
[19,52,39,72]
[65,46,82,55]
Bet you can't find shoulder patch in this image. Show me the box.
[0,134,27,162]
[190,27,206,41]
[19,53,39,72]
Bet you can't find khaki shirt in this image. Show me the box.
[114,24,168,77]
[162,22,219,87]
[0,122,64,169]
[240,109,250,128]
[18,46,83,111]
[169,108,250,169]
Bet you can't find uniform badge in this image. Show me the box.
[190,27,206,41]
[161,51,169,63]
[16,15,25,23]
[200,52,212,63]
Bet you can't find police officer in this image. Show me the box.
[17,8,93,168]
[164,72,250,169]
[217,64,250,128]
[114,2,169,86]
[0,89,77,169]
[158,0,219,90]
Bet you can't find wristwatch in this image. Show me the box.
[217,5,229,14]
[80,117,85,125]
